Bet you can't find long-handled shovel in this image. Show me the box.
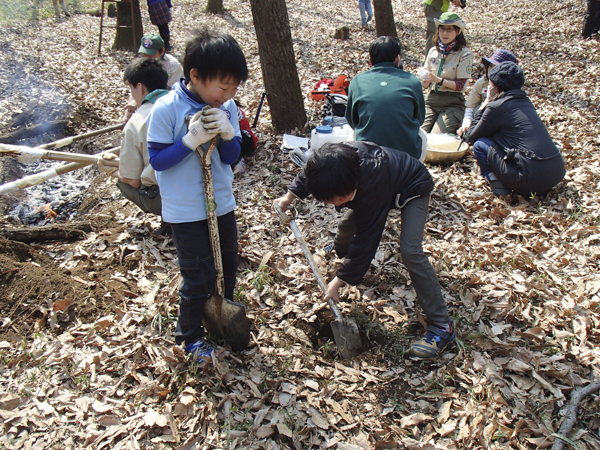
[274,204,362,359]
[196,137,250,352]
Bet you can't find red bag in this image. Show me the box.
[310,75,350,101]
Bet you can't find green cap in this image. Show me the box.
[138,33,165,56]
[434,12,466,31]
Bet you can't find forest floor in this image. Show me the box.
[0,0,599,449]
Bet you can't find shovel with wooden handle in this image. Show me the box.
[274,204,362,359]
[196,137,250,352]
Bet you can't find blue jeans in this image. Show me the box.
[171,211,238,345]
[359,0,373,24]
[472,137,496,179]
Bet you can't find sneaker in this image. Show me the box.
[232,158,247,176]
[409,322,455,358]
[184,338,215,362]
[489,180,511,197]
[366,15,372,25]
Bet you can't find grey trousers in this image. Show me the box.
[117,180,162,217]
[334,195,450,324]
[424,3,443,59]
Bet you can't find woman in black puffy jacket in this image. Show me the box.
[465,62,565,197]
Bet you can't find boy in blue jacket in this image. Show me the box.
[147,27,248,361]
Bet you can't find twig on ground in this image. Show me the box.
[552,380,600,450]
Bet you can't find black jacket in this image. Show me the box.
[288,141,434,285]
[465,89,565,196]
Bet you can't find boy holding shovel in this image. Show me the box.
[146,27,248,361]
[273,142,455,358]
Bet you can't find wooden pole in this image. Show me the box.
[0,143,120,166]
[0,147,120,196]
[39,123,124,149]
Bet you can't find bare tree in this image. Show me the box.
[249,0,306,133]
[373,0,398,37]
[113,0,144,52]
[206,0,224,14]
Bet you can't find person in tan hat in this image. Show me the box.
[423,0,464,58]
[418,12,472,135]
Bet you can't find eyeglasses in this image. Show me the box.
[439,26,457,34]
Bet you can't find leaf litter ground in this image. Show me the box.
[0,0,599,449]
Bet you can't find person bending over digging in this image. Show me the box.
[146,27,248,362]
[99,58,170,235]
[273,142,455,358]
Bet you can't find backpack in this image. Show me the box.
[237,106,258,158]
[323,94,348,118]
[310,74,350,101]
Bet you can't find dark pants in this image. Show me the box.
[116,181,162,216]
[171,211,238,345]
[157,23,170,49]
[422,91,465,135]
[334,195,450,324]
[583,0,600,38]
[424,3,443,59]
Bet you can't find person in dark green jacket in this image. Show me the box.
[345,36,426,160]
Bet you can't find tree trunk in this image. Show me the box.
[373,0,398,37]
[249,0,306,133]
[113,0,144,52]
[206,0,224,14]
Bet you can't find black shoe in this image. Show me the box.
[155,221,171,236]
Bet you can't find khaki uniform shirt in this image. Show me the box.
[425,46,473,93]
[119,102,157,187]
[466,76,489,109]
[163,53,184,88]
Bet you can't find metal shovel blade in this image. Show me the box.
[202,293,251,352]
[330,317,363,360]
[274,204,363,359]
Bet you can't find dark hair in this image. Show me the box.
[305,143,361,201]
[184,26,248,83]
[433,26,468,51]
[123,57,168,92]
[369,36,402,65]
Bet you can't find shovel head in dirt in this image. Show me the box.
[330,311,363,360]
[202,294,250,352]
[274,204,363,359]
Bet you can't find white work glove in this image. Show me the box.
[182,109,218,151]
[98,152,118,176]
[201,107,236,141]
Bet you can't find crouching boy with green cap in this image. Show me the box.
[274,142,455,358]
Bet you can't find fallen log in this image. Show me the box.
[0,120,69,144]
[0,222,93,243]
[0,147,120,196]
[552,380,600,450]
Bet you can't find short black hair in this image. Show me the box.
[123,58,168,92]
[369,36,402,65]
[184,26,248,83]
[305,143,361,201]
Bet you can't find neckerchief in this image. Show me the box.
[142,89,170,105]
[434,40,458,92]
